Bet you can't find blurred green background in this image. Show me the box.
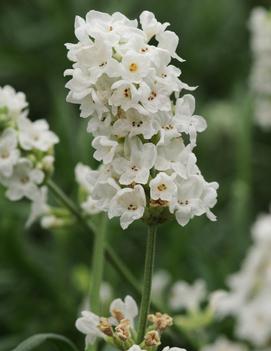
[0,0,271,350]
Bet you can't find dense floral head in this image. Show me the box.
[67,10,218,229]
[211,209,271,347]
[249,7,271,129]
[0,85,59,227]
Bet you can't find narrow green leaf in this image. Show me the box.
[11,333,79,351]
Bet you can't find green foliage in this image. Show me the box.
[11,333,79,351]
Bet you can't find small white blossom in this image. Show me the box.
[110,295,138,327]
[200,337,247,351]
[18,116,59,152]
[109,185,146,229]
[174,94,207,147]
[113,138,156,185]
[26,186,49,227]
[170,279,207,312]
[0,128,20,177]
[76,311,104,346]
[92,178,120,211]
[156,139,197,179]
[92,136,118,164]
[249,7,271,130]
[112,108,159,139]
[4,159,44,201]
[162,346,187,351]
[0,85,28,119]
[150,172,177,202]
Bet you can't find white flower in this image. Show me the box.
[0,85,28,119]
[162,346,187,351]
[76,310,104,346]
[26,186,49,227]
[0,128,20,177]
[75,163,99,193]
[141,81,171,114]
[152,270,171,301]
[139,11,169,40]
[249,7,271,130]
[169,175,205,226]
[156,111,180,145]
[156,139,197,179]
[156,30,184,62]
[4,158,44,201]
[92,136,118,164]
[92,178,120,211]
[109,185,146,229]
[150,172,177,202]
[110,295,138,327]
[18,116,59,152]
[174,94,207,147]
[170,279,207,312]
[112,108,159,139]
[127,345,145,351]
[113,138,156,185]
[118,51,151,83]
[65,10,218,228]
[200,337,247,351]
[109,81,148,113]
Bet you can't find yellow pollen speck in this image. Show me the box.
[129,63,138,72]
[157,183,167,191]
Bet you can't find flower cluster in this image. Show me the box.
[66,10,218,229]
[0,85,59,226]
[212,209,271,347]
[151,271,210,314]
[76,295,178,351]
[249,7,271,129]
[200,337,247,351]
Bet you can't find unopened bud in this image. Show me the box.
[115,319,131,341]
[98,317,113,337]
[144,330,161,347]
[111,308,125,322]
[148,312,173,331]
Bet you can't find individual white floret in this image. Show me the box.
[112,108,159,139]
[109,81,148,113]
[109,295,138,327]
[76,310,105,346]
[156,138,197,179]
[92,136,118,164]
[200,337,247,351]
[170,279,207,312]
[174,94,207,147]
[18,116,59,152]
[0,128,20,177]
[113,138,156,185]
[0,85,28,119]
[108,185,146,229]
[156,111,180,145]
[26,186,49,227]
[4,158,44,201]
[139,11,169,41]
[150,172,177,202]
[92,178,120,212]
[169,175,205,226]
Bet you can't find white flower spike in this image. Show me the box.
[66,10,218,229]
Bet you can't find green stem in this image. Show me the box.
[137,225,157,343]
[47,179,142,299]
[90,214,107,314]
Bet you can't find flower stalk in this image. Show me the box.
[137,225,157,343]
[90,213,107,314]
